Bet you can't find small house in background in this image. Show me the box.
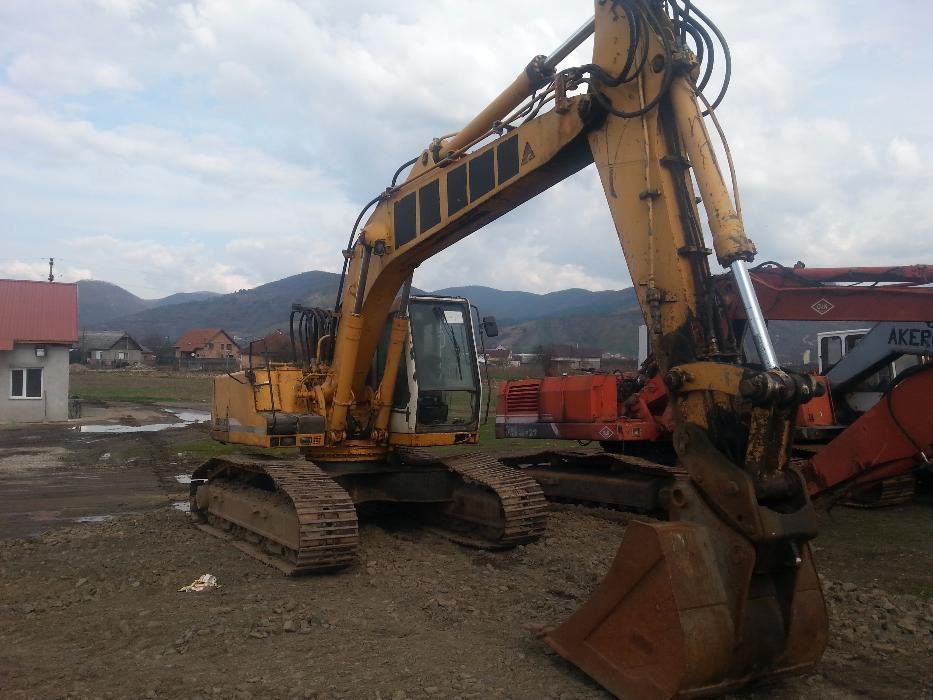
[240,329,293,368]
[513,353,542,365]
[600,351,637,373]
[78,330,146,367]
[543,343,603,373]
[0,279,78,423]
[140,347,157,366]
[484,346,513,367]
[175,327,241,371]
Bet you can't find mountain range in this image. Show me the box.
[78,273,644,354]
[77,281,222,327]
[77,272,864,365]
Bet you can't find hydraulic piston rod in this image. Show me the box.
[544,16,595,70]
[444,16,595,155]
[732,259,779,369]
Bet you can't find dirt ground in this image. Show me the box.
[0,403,930,699]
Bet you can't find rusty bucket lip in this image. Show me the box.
[542,519,827,700]
[547,629,819,700]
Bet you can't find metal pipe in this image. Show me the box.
[289,310,297,365]
[731,259,779,369]
[399,276,413,316]
[371,276,415,437]
[352,245,372,316]
[372,316,409,436]
[444,16,595,156]
[544,16,595,70]
[326,314,364,435]
[789,265,933,285]
[669,77,755,266]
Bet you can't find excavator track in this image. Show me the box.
[396,449,548,547]
[190,456,359,575]
[841,474,916,508]
[499,449,687,514]
[793,456,917,508]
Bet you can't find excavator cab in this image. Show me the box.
[379,295,483,437]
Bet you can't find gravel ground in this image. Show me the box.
[0,504,930,700]
[0,416,930,699]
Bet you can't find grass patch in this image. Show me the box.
[70,371,212,404]
[173,438,239,458]
[174,433,294,460]
[434,393,578,455]
[477,417,568,451]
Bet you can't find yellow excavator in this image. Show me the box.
[190,2,829,697]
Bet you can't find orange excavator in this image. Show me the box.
[497,262,933,506]
[191,3,830,697]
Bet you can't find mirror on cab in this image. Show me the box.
[482,316,499,338]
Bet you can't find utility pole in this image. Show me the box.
[47,258,55,282]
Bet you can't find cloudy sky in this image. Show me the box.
[1,0,931,298]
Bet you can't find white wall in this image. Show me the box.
[0,344,71,423]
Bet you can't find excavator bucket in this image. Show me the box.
[546,520,827,699]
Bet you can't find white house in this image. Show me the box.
[0,279,79,423]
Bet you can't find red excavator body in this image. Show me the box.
[798,364,933,502]
[496,264,932,503]
[496,371,672,444]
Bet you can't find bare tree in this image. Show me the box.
[531,344,557,377]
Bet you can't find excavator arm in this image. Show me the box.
[324,90,593,439]
[316,3,828,696]
[329,3,766,437]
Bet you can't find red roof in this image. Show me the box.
[0,279,78,351]
[174,327,233,352]
[253,329,292,353]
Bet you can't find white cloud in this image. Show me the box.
[888,137,923,174]
[225,239,267,254]
[0,0,931,303]
[95,0,151,17]
[7,54,141,95]
[0,259,91,284]
[63,235,259,294]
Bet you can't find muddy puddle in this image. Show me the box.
[79,409,210,434]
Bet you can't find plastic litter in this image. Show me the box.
[178,573,220,593]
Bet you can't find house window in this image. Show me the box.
[117,351,127,360]
[11,368,42,399]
